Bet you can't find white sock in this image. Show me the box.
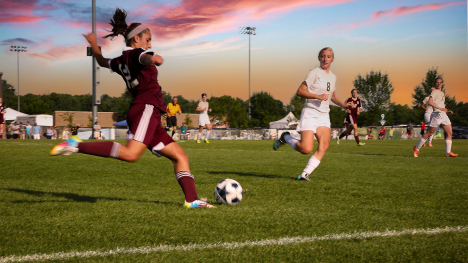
[284,134,298,150]
[416,138,427,150]
[303,155,321,175]
[206,130,211,140]
[427,134,434,143]
[198,132,202,140]
[445,140,452,153]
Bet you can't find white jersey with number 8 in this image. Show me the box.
[303,67,337,113]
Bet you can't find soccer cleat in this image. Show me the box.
[336,137,340,145]
[50,136,82,156]
[445,152,458,157]
[423,143,426,147]
[428,142,433,147]
[183,199,216,208]
[357,142,365,146]
[413,146,419,157]
[197,140,201,143]
[273,132,290,150]
[205,140,210,144]
[297,174,311,181]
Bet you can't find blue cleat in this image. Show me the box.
[297,174,310,181]
[183,199,216,208]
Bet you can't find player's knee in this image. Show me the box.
[299,146,313,154]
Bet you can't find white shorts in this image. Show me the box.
[424,112,432,124]
[198,114,210,126]
[428,112,451,127]
[296,107,330,133]
[33,134,41,140]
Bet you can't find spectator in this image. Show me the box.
[7,123,13,139]
[378,127,386,139]
[62,128,70,140]
[32,123,42,140]
[367,127,374,140]
[388,127,395,140]
[19,122,26,139]
[12,121,20,139]
[71,123,80,136]
[167,126,173,137]
[180,122,188,140]
[46,126,54,139]
[0,97,5,139]
[25,121,33,139]
[93,121,101,139]
[53,126,59,139]
[407,121,414,140]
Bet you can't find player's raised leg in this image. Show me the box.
[297,128,330,181]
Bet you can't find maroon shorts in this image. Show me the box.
[407,131,413,135]
[346,114,357,125]
[127,104,175,156]
[0,116,4,125]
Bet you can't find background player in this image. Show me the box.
[336,89,365,146]
[413,77,457,157]
[273,47,353,181]
[0,97,5,139]
[196,93,212,143]
[166,96,182,138]
[421,88,435,147]
[51,8,215,208]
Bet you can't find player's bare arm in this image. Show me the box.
[331,92,353,110]
[421,103,427,111]
[196,106,206,112]
[83,33,109,68]
[140,53,163,66]
[296,81,329,101]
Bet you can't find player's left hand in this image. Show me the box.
[209,109,212,112]
[83,33,97,45]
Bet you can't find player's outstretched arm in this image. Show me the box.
[421,103,427,110]
[331,92,353,110]
[83,33,109,68]
[296,81,329,101]
[141,54,163,66]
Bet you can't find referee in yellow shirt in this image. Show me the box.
[167,96,182,138]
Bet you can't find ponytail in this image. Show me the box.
[103,8,146,47]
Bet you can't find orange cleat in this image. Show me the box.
[423,143,426,147]
[413,146,419,157]
[445,152,458,157]
[428,142,433,147]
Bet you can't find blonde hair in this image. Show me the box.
[318,47,334,58]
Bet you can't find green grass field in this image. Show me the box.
[1,138,467,262]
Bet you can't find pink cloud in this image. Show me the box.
[372,1,466,20]
[130,0,354,45]
[0,0,45,24]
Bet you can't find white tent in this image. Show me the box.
[269,112,298,129]
[16,115,53,126]
[3,108,27,121]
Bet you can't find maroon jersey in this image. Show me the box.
[346,97,361,116]
[110,48,166,113]
[0,103,5,123]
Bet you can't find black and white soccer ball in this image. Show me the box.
[214,179,243,205]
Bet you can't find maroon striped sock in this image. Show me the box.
[176,171,198,202]
[78,141,121,158]
[355,135,360,144]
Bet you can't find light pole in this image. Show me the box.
[239,27,256,120]
[10,46,27,112]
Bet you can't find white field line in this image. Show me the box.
[1,226,467,262]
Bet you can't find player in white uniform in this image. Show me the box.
[421,87,435,147]
[414,77,458,157]
[196,93,212,143]
[273,47,353,181]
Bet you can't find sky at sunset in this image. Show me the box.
[1,0,467,109]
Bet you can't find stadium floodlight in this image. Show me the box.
[239,27,256,121]
[10,46,28,111]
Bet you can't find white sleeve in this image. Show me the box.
[303,70,316,89]
[138,49,155,65]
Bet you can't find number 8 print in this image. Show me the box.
[327,82,330,91]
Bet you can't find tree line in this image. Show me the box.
[2,68,467,128]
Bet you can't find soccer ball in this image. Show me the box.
[214,179,243,205]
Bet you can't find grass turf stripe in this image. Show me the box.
[1,226,467,262]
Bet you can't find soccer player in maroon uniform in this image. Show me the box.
[50,8,215,208]
[337,89,365,146]
[0,97,6,139]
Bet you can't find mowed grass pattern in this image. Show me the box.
[0,139,467,262]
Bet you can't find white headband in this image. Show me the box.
[126,24,148,41]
